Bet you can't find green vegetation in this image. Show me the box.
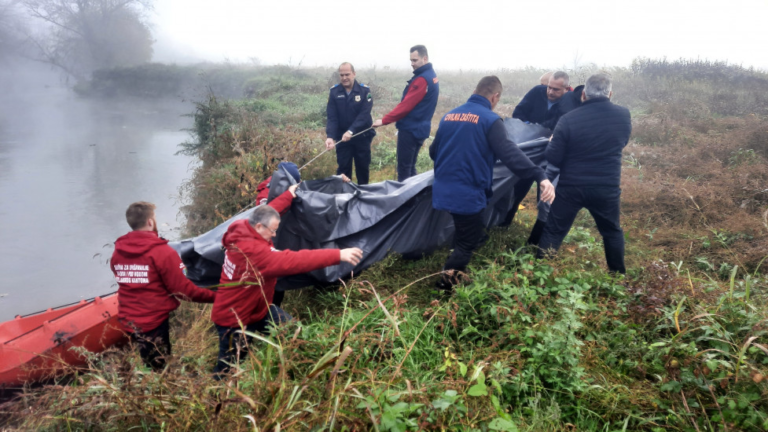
[2,59,768,431]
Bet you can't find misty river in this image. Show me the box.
[0,71,197,321]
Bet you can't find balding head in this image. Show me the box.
[539,72,553,86]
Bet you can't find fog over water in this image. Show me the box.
[0,64,196,321]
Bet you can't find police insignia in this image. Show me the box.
[355,95,361,102]
[367,93,372,102]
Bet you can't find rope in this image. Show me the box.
[299,127,374,171]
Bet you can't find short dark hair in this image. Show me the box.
[475,76,503,98]
[338,62,355,73]
[249,205,279,228]
[551,71,570,87]
[410,45,428,58]
[125,202,156,230]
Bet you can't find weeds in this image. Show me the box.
[3,60,768,430]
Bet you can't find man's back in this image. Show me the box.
[431,95,499,214]
[111,231,213,332]
[545,97,632,188]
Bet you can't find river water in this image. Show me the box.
[0,71,197,321]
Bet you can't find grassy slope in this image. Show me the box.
[2,59,768,431]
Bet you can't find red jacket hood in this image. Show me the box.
[222,219,269,248]
[114,231,168,257]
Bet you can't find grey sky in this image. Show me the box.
[151,0,768,71]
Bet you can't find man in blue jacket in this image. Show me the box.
[430,76,555,292]
[326,62,375,184]
[373,45,439,182]
[537,74,632,273]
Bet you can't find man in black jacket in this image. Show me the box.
[537,74,632,273]
[512,71,570,130]
[326,62,375,184]
[505,71,571,240]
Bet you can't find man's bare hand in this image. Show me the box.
[288,184,299,197]
[340,174,351,183]
[372,119,383,128]
[340,248,363,265]
[539,179,555,204]
[341,131,352,142]
[325,138,336,150]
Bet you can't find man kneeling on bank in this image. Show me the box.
[211,184,363,376]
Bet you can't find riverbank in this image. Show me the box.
[2,59,767,431]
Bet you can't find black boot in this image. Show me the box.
[526,219,546,246]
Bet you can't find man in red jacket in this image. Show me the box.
[212,185,363,376]
[111,202,216,370]
[373,45,439,182]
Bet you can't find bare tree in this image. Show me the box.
[22,0,153,80]
[0,0,31,62]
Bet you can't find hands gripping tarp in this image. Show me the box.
[170,119,551,288]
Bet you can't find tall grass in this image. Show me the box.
[3,59,768,431]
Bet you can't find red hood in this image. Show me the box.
[222,219,268,247]
[114,231,168,257]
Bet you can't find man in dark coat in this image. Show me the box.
[506,71,571,238]
[430,76,555,293]
[512,71,570,130]
[537,74,633,273]
[326,63,375,185]
[373,45,439,182]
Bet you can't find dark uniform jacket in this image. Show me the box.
[512,84,562,130]
[326,80,375,141]
[546,97,632,188]
[430,94,547,215]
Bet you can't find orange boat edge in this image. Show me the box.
[0,293,129,388]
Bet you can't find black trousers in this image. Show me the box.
[502,178,536,226]
[396,129,425,182]
[537,186,626,274]
[336,134,373,185]
[130,319,171,371]
[442,211,486,281]
[213,305,292,377]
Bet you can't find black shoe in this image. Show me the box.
[526,220,546,246]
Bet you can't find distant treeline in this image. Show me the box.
[77,58,768,117]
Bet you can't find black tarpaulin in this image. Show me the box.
[170,119,551,288]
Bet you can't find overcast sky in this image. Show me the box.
[151,0,768,71]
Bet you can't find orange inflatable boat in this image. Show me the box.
[0,293,128,387]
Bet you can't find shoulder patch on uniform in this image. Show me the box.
[367,93,372,102]
[330,83,339,89]
[360,83,369,88]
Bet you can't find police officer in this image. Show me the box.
[325,62,375,185]
[430,76,555,293]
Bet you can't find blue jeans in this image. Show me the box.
[213,305,292,376]
[537,186,625,273]
[396,129,425,182]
